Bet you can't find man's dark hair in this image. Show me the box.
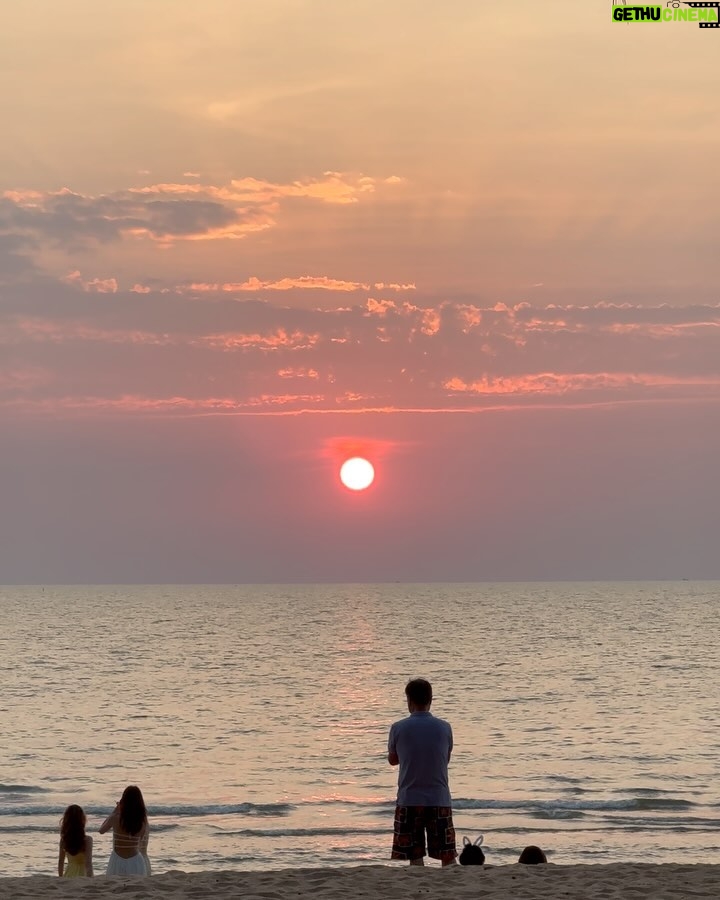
[405,678,432,706]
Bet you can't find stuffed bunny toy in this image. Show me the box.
[458,834,485,865]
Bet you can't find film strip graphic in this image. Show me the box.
[684,1,720,27]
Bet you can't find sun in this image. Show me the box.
[340,457,375,491]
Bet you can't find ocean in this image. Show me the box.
[1,582,719,876]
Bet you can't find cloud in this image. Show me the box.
[182,276,371,293]
[0,172,397,252]
[277,368,320,380]
[0,187,263,247]
[373,282,416,292]
[443,372,720,397]
[0,233,40,281]
[176,277,416,294]
[62,270,118,293]
[1,290,719,416]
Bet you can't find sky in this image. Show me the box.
[1,0,719,583]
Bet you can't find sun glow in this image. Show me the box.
[340,457,375,491]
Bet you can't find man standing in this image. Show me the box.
[387,678,456,866]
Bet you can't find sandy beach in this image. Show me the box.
[1,864,718,900]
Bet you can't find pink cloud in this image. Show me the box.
[97,275,414,297]
[443,372,720,397]
[365,298,396,316]
[277,368,320,379]
[0,366,51,393]
[2,296,719,416]
[62,270,118,293]
[199,329,320,351]
[2,316,172,347]
[373,282,416,292]
[127,171,389,208]
[184,276,371,293]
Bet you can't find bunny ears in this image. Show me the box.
[462,834,484,847]
[458,834,486,866]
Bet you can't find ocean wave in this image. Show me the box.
[0,822,179,834]
[0,802,293,818]
[528,808,586,820]
[0,785,51,794]
[605,815,720,830]
[452,797,694,812]
[308,795,695,814]
[0,796,696,822]
[147,803,294,818]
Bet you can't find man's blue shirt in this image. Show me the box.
[388,711,453,806]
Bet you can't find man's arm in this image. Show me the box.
[388,724,399,766]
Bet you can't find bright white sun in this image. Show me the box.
[340,457,375,491]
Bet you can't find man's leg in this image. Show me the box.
[426,806,457,867]
[391,806,426,865]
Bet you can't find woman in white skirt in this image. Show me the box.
[99,785,150,876]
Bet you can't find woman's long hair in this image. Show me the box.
[60,804,86,856]
[118,785,147,835]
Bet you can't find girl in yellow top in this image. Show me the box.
[58,804,94,877]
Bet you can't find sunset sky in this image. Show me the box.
[2,0,719,582]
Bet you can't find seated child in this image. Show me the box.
[518,845,547,864]
[58,804,93,877]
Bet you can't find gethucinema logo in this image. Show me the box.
[612,1,720,27]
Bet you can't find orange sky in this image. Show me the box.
[1,1,719,581]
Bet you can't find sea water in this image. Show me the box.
[1,582,719,876]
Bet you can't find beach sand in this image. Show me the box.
[1,864,717,900]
